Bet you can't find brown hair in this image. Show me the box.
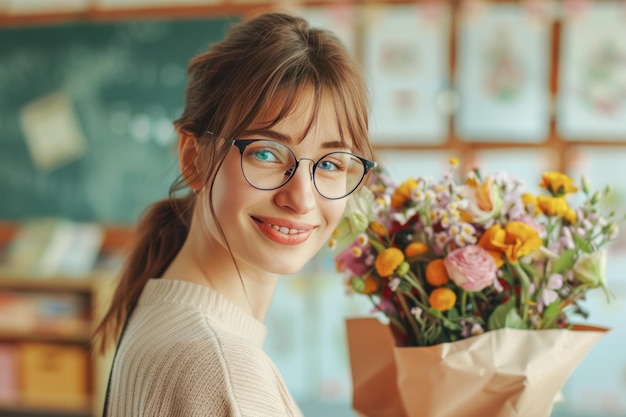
[93,11,372,354]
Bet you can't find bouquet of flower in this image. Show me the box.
[333,160,621,417]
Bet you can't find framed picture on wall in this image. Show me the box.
[557,2,626,141]
[455,3,552,143]
[363,4,451,145]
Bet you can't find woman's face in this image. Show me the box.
[200,92,355,275]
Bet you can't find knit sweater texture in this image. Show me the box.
[106,279,304,417]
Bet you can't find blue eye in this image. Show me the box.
[318,160,340,171]
[252,149,277,162]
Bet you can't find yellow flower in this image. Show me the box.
[449,157,460,166]
[429,287,456,312]
[425,259,449,286]
[485,222,543,264]
[537,195,570,218]
[539,172,578,196]
[521,193,542,216]
[391,178,418,209]
[564,208,577,224]
[375,247,405,277]
[405,242,429,258]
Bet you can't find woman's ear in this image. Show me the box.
[178,132,203,191]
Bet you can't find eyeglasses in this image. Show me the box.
[232,139,377,200]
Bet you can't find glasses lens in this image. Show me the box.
[238,140,367,199]
[313,152,365,199]
[240,140,296,190]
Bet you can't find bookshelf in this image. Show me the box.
[0,222,133,417]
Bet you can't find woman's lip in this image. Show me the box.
[252,216,315,232]
[252,216,316,245]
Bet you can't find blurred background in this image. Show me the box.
[0,0,625,416]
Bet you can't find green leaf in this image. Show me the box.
[427,307,443,319]
[441,318,461,331]
[350,277,365,293]
[447,306,460,319]
[488,297,516,330]
[572,234,593,254]
[520,261,540,278]
[551,249,577,274]
[504,308,528,330]
[541,299,562,329]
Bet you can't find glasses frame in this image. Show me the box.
[232,139,377,200]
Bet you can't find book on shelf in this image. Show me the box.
[3,218,104,278]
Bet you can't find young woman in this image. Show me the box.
[94,11,375,416]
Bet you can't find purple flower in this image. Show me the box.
[538,274,564,312]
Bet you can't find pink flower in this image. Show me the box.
[335,235,373,276]
[444,245,497,292]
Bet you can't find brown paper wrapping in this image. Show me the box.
[346,318,607,417]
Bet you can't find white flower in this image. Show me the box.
[573,250,607,289]
[389,277,401,292]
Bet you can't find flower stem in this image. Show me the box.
[397,291,422,346]
[461,290,468,316]
[403,272,429,302]
[512,262,531,323]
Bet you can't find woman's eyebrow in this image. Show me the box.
[322,140,352,151]
[245,129,290,142]
[246,130,352,152]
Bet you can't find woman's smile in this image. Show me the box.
[252,216,315,245]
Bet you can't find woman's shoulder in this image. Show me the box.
[135,279,267,343]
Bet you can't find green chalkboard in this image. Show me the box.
[0,16,237,223]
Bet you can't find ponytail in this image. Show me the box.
[93,193,195,354]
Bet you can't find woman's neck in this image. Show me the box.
[161,224,280,322]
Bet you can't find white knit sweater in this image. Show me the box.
[106,279,304,417]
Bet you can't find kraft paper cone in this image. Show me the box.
[345,317,407,417]
[346,318,608,417]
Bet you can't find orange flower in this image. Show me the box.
[391,178,418,209]
[461,177,502,222]
[475,178,495,213]
[362,276,379,295]
[477,225,505,268]
[425,259,449,286]
[375,247,405,277]
[405,242,429,258]
[429,287,456,312]
[369,220,387,236]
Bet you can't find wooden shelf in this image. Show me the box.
[0,401,92,417]
[0,274,96,293]
[0,328,92,344]
[0,223,131,417]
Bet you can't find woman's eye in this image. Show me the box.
[318,159,343,171]
[251,148,277,162]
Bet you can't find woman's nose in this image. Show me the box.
[274,160,317,214]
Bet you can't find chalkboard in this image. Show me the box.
[0,16,237,223]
